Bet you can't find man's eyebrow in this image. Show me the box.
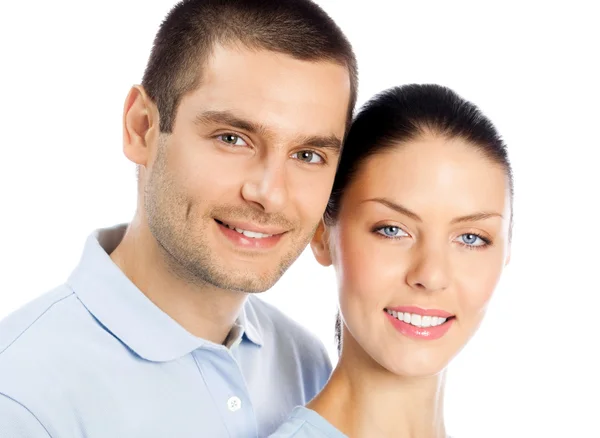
[294,134,342,151]
[450,212,503,224]
[195,110,341,150]
[194,110,267,135]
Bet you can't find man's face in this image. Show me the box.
[144,45,351,292]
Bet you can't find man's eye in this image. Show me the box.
[218,134,247,146]
[292,150,324,164]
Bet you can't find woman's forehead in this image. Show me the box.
[346,137,510,217]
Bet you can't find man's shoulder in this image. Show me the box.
[0,283,120,427]
[0,286,83,416]
[0,285,76,357]
[0,284,100,389]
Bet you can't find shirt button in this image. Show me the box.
[227,396,242,412]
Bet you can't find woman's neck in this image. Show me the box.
[309,349,447,438]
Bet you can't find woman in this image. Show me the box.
[270,84,513,438]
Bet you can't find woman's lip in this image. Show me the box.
[385,312,454,340]
[385,305,454,318]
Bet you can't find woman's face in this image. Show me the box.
[313,136,511,377]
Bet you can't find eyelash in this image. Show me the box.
[372,225,492,250]
[215,133,326,164]
[459,233,492,250]
[215,133,248,147]
[291,150,326,165]
[373,225,409,240]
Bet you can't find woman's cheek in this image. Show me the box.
[339,239,406,320]
[456,254,504,317]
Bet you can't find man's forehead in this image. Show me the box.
[200,42,349,79]
[181,47,350,140]
[199,47,349,97]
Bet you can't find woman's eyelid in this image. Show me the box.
[375,223,411,238]
[376,225,491,244]
[456,229,494,244]
[454,232,493,249]
[394,226,410,236]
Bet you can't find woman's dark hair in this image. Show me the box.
[329,84,513,353]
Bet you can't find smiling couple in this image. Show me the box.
[0,1,512,437]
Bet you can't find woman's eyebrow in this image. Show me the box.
[361,198,422,222]
[362,198,503,224]
[450,212,503,224]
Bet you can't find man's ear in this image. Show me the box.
[310,220,333,267]
[123,85,159,167]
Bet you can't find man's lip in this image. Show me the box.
[214,218,288,235]
[385,306,454,318]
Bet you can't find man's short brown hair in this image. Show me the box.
[142,0,358,133]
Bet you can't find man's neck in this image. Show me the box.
[109,219,247,344]
[309,347,447,438]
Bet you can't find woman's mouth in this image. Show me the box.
[384,307,456,340]
[384,308,454,328]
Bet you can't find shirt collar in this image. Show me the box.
[238,296,263,346]
[67,224,262,362]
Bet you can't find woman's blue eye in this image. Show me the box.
[376,226,406,238]
[459,233,487,247]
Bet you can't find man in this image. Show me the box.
[0,1,357,436]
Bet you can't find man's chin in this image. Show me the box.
[191,245,303,293]
[195,266,282,294]
[212,275,278,294]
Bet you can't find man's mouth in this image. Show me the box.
[214,219,282,239]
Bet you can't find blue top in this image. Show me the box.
[0,225,331,438]
[269,406,348,438]
[271,407,454,438]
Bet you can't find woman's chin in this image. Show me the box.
[376,352,451,379]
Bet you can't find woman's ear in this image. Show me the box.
[310,220,333,267]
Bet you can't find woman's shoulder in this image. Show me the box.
[269,406,348,438]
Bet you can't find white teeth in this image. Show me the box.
[386,309,450,328]
[235,228,272,238]
[223,223,273,238]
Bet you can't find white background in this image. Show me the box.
[1,1,598,436]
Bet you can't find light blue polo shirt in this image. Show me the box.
[270,407,453,437]
[0,225,331,438]
[269,406,348,438]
